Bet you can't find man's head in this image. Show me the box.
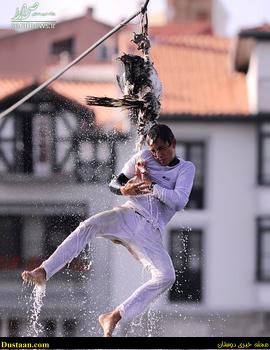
[146,124,176,166]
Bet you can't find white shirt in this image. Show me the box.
[121,149,196,231]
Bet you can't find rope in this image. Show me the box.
[141,0,150,14]
[0,0,151,120]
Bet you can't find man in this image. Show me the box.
[22,124,195,337]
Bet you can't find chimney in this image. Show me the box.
[86,7,94,18]
[233,26,270,114]
[166,0,212,24]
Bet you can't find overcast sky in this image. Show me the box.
[1,0,270,36]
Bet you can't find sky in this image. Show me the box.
[1,0,270,37]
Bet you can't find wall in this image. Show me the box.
[247,42,270,113]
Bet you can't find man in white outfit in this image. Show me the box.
[22,124,195,337]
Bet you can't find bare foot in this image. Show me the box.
[21,267,46,285]
[98,310,121,337]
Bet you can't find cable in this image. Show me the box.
[0,0,151,120]
[141,0,150,14]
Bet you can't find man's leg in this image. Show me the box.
[117,245,175,320]
[21,207,132,284]
[99,221,176,335]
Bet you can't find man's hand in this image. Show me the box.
[135,161,147,179]
[120,177,153,196]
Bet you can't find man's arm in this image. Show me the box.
[109,173,129,195]
[152,162,195,211]
[109,173,153,196]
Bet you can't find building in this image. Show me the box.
[167,0,212,23]
[112,25,270,336]
[166,0,229,37]
[1,4,270,338]
[0,8,128,337]
[0,7,117,79]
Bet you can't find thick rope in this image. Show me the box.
[0,0,151,120]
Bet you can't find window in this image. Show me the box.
[63,319,77,337]
[257,218,270,281]
[44,215,83,256]
[0,214,88,273]
[0,109,115,183]
[0,318,78,336]
[43,319,56,337]
[42,319,77,337]
[0,115,15,172]
[0,111,77,176]
[75,138,116,183]
[97,44,109,61]
[197,10,209,21]
[8,319,20,337]
[169,228,203,302]
[0,112,33,173]
[258,123,270,185]
[176,141,205,209]
[50,38,74,59]
[0,216,22,270]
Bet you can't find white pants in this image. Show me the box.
[42,206,176,321]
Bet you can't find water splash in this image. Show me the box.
[146,307,162,337]
[26,282,46,336]
[81,243,93,271]
[127,313,145,336]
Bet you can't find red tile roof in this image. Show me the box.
[51,81,126,128]
[0,78,127,129]
[149,22,212,36]
[0,35,249,123]
[151,35,249,115]
[0,77,33,100]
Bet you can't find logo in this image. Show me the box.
[162,176,170,181]
[11,2,56,30]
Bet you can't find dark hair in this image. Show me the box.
[146,124,175,145]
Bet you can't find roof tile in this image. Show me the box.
[0,35,249,122]
[151,36,249,115]
[0,77,33,100]
[51,81,127,128]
